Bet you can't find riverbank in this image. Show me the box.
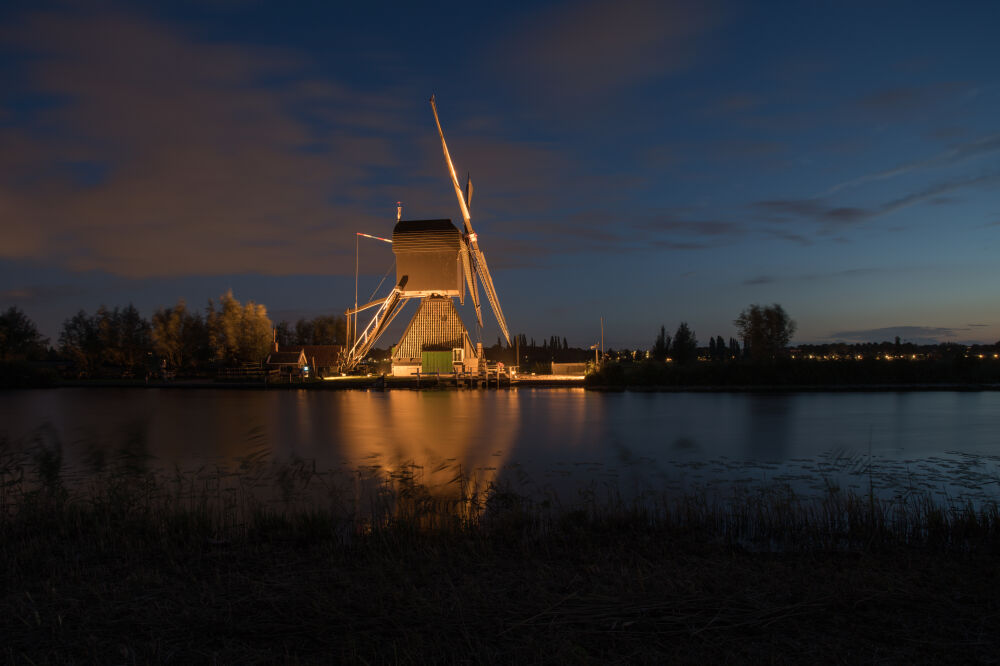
[28,378,1000,392]
[36,374,588,389]
[3,461,999,663]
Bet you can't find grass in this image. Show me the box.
[2,443,1000,664]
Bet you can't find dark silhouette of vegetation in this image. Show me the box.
[0,307,48,361]
[734,303,796,362]
[2,449,999,664]
[0,308,55,387]
[652,325,670,361]
[59,304,152,377]
[589,304,1000,388]
[671,322,698,364]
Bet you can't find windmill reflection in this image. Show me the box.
[338,391,520,521]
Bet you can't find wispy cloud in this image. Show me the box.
[501,0,719,99]
[828,325,976,344]
[0,10,423,277]
[741,267,892,286]
[0,284,85,305]
[825,132,1000,195]
[758,172,1000,230]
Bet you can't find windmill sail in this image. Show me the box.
[429,95,511,346]
[459,237,481,324]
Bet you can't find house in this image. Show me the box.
[266,349,307,377]
[281,345,344,377]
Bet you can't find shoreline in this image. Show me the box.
[18,378,1000,392]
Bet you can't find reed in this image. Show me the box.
[2,443,999,663]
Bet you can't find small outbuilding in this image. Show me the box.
[266,349,307,377]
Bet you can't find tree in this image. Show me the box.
[274,320,293,348]
[734,303,796,362]
[0,307,48,361]
[311,315,345,345]
[113,304,152,371]
[672,322,698,364]
[59,310,101,375]
[207,290,272,365]
[153,300,209,370]
[652,325,671,361]
[291,315,344,345]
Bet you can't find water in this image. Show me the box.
[2,388,999,506]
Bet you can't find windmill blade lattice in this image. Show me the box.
[429,94,511,346]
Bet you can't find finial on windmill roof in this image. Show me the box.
[396,201,403,222]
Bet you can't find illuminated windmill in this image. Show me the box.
[341,96,511,375]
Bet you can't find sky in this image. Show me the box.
[1,0,999,349]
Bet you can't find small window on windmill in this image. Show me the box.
[452,348,464,363]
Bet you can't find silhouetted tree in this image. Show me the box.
[652,325,671,361]
[715,336,726,360]
[274,321,293,347]
[734,303,796,362]
[0,307,48,361]
[106,304,151,371]
[59,310,101,375]
[672,322,698,364]
[293,315,344,345]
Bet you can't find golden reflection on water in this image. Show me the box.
[4,388,1000,511]
[336,391,520,502]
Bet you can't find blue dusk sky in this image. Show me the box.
[2,1,999,349]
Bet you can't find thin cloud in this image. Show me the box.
[826,132,1000,195]
[0,284,85,305]
[829,325,965,343]
[501,0,719,99]
[0,10,420,278]
[638,216,744,237]
[758,172,1000,230]
[855,83,964,114]
[741,267,889,286]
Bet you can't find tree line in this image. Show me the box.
[644,304,796,365]
[0,292,346,379]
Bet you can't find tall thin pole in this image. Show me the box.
[354,233,359,352]
[600,317,604,363]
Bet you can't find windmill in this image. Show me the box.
[341,96,511,375]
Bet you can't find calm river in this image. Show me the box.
[2,388,999,505]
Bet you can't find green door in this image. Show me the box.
[421,351,453,373]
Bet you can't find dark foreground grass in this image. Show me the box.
[2,453,1000,664]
